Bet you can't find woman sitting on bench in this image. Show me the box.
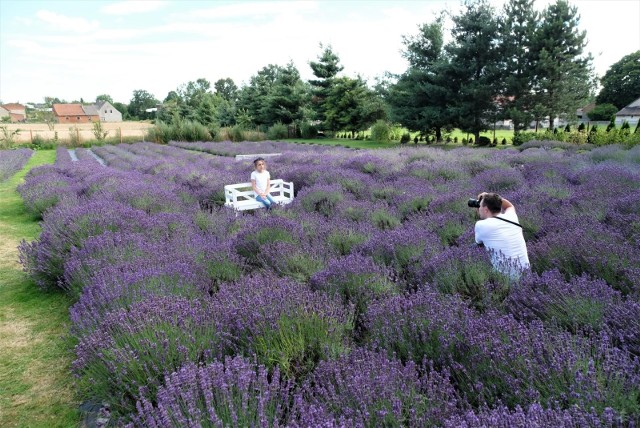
[251,157,276,209]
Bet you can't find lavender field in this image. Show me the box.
[17,141,640,426]
[0,148,32,182]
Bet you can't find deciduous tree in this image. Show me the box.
[96,94,114,104]
[596,50,640,109]
[128,89,159,120]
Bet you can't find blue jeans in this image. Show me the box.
[256,194,276,209]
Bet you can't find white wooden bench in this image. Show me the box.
[224,179,294,212]
[235,153,282,161]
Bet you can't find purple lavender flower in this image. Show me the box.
[73,295,222,417]
[0,147,32,181]
[130,357,293,428]
[443,403,631,428]
[291,348,460,427]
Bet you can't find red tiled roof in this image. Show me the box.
[53,104,87,116]
[1,103,25,111]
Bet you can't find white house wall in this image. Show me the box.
[97,101,123,122]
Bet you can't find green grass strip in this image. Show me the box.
[0,150,80,427]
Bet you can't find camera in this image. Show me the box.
[468,198,481,208]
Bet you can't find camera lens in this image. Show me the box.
[468,198,481,208]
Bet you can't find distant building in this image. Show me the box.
[0,103,27,122]
[53,104,99,123]
[577,102,596,122]
[53,102,122,123]
[615,96,640,126]
[95,101,122,122]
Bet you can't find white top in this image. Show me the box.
[475,209,530,276]
[251,170,270,194]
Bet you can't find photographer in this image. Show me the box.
[473,192,530,277]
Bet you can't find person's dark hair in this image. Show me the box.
[253,157,265,166]
[481,193,502,214]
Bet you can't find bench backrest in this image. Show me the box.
[224,179,293,206]
[235,153,282,161]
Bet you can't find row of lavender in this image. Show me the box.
[0,148,32,181]
[18,141,640,426]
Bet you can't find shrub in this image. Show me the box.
[74,296,222,417]
[132,357,293,428]
[400,132,411,144]
[267,122,288,140]
[0,126,21,148]
[370,209,401,230]
[212,275,352,379]
[417,245,512,310]
[298,184,344,217]
[589,103,619,121]
[366,289,640,412]
[477,136,491,146]
[230,125,245,142]
[91,121,109,141]
[443,404,626,427]
[292,349,460,427]
[300,122,318,139]
[370,120,390,142]
[310,254,397,336]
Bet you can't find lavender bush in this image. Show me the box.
[291,348,460,427]
[130,357,293,428]
[211,274,353,379]
[74,296,222,416]
[0,147,32,181]
[365,288,640,414]
[443,403,631,428]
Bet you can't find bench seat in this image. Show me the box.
[224,179,294,212]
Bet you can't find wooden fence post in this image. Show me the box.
[30,130,33,143]
[77,127,80,145]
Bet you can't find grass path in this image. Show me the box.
[0,150,80,427]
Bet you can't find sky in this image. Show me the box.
[1,0,639,105]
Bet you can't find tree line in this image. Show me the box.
[37,0,639,143]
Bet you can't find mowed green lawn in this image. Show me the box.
[288,128,520,149]
[0,150,80,427]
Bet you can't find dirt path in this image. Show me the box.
[0,151,80,427]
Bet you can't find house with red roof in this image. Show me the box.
[52,103,100,123]
[53,102,122,123]
[0,103,27,122]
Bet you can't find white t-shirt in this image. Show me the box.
[251,170,270,194]
[475,209,530,276]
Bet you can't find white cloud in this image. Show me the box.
[173,1,318,21]
[36,10,100,33]
[101,1,168,15]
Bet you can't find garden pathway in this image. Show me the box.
[0,150,79,427]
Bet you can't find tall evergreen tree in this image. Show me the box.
[596,50,640,109]
[237,63,305,127]
[499,0,538,132]
[263,62,306,125]
[532,0,594,130]
[445,0,502,143]
[387,19,453,142]
[308,44,344,127]
[324,76,385,134]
